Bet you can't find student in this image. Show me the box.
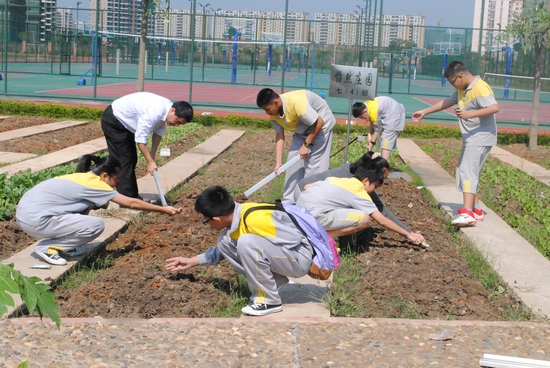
[295,164,425,245]
[294,152,411,232]
[165,185,313,316]
[256,88,336,203]
[16,154,182,266]
[101,92,194,200]
[412,61,499,226]
[351,96,405,161]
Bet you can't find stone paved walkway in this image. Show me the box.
[2,318,549,367]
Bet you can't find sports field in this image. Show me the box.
[2,60,549,129]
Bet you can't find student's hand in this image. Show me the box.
[274,163,282,175]
[147,161,158,175]
[455,109,472,120]
[164,206,182,215]
[407,232,425,245]
[298,145,309,159]
[165,256,199,272]
[412,110,425,123]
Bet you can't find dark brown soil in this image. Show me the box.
[0,122,105,154]
[0,120,531,320]
[499,143,550,170]
[0,116,56,132]
[51,131,526,320]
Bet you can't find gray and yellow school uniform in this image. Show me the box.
[197,202,313,305]
[294,163,411,232]
[16,172,118,253]
[269,90,336,202]
[364,96,405,151]
[444,76,497,194]
[296,177,378,230]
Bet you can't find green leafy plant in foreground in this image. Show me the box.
[0,263,60,329]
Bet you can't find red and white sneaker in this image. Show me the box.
[473,208,484,221]
[451,208,477,227]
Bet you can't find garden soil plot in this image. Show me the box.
[0,122,217,261]
[498,143,550,170]
[53,130,526,320]
[0,116,56,132]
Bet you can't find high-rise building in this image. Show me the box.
[472,0,523,52]
[55,8,75,33]
[89,0,142,35]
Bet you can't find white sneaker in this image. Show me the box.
[35,249,67,266]
[242,303,283,316]
[451,208,477,227]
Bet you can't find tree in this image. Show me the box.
[504,1,550,149]
[136,0,167,92]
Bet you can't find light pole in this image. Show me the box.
[210,7,220,68]
[76,1,81,53]
[198,2,210,81]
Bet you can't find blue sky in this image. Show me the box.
[60,0,475,28]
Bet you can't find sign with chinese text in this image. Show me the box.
[328,65,377,100]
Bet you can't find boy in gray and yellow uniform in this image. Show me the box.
[165,186,313,316]
[296,165,425,245]
[412,61,499,227]
[351,96,405,161]
[256,88,336,203]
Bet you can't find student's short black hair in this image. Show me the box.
[444,61,468,79]
[172,101,194,123]
[76,154,121,177]
[349,152,390,175]
[351,102,367,118]
[256,88,279,108]
[195,185,235,218]
[353,166,385,186]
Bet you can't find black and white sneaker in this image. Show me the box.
[35,250,67,266]
[242,303,283,316]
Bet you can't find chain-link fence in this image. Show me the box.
[0,2,549,115]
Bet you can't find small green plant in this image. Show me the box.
[325,254,367,317]
[0,263,60,329]
[57,255,115,290]
[382,298,421,319]
[209,274,250,317]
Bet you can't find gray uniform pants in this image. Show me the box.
[282,130,333,203]
[17,214,105,253]
[218,234,312,305]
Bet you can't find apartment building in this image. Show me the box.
[153,8,205,39]
[55,8,75,33]
[472,0,523,52]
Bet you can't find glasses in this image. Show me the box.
[202,217,213,225]
[449,74,461,86]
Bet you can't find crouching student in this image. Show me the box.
[294,151,411,232]
[295,165,426,245]
[164,185,313,316]
[16,154,182,266]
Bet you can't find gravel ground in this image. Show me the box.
[2,318,550,367]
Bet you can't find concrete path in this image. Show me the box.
[0,120,90,142]
[490,145,550,187]
[0,151,36,164]
[397,138,550,318]
[0,138,106,177]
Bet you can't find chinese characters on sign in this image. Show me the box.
[329,65,378,100]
